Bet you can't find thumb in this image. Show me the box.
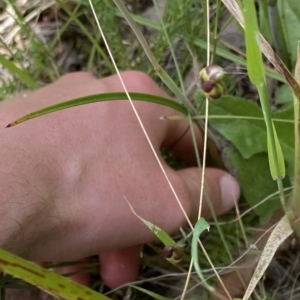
[176,167,240,221]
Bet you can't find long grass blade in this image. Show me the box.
[6,92,188,127]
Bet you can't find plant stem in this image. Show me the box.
[291,45,300,236]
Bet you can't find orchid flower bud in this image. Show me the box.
[199,65,226,100]
[163,246,184,264]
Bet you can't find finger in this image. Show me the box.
[176,167,240,222]
[99,245,141,289]
[162,118,203,166]
[55,258,91,286]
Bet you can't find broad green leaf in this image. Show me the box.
[131,286,172,300]
[0,248,111,300]
[209,97,267,159]
[208,97,294,180]
[224,147,281,223]
[7,92,188,127]
[267,121,286,180]
[275,84,293,104]
[243,214,293,300]
[191,218,214,291]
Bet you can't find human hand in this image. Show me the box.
[0,71,239,288]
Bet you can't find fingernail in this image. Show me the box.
[220,174,240,211]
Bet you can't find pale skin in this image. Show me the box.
[0,71,239,289]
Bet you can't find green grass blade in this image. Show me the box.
[0,248,111,300]
[0,54,38,89]
[6,92,188,127]
[191,217,214,292]
[131,286,171,300]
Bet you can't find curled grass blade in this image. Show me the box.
[6,92,188,127]
[0,248,111,300]
[191,217,214,292]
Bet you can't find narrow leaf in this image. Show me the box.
[0,248,111,300]
[243,214,293,300]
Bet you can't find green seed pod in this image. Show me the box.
[163,246,184,264]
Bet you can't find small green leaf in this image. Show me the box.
[125,198,185,264]
[267,121,286,180]
[125,197,176,246]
